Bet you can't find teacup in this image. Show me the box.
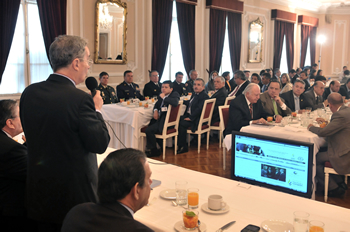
[208,195,226,211]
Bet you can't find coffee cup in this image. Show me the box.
[208,195,226,211]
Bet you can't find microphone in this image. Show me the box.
[85,76,98,97]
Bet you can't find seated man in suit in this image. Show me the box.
[260,72,271,92]
[280,79,311,112]
[323,80,349,100]
[172,71,187,96]
[299,71,310,91]
[224,83,270,136]
[228,71,250,97]
[143,70,161,98]
[210,76,228,125]
[62,149,154,232]
[178,78,209,154]
[260,80,292,122]
[97,71,118,104]
[117,70,144,100]
[308,93,350,198]
[340,78,350,99]
[145,81,180,157]
[304,81,327,110]
[0,100,36,232]
[185,69,198,93]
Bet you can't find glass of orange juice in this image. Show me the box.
[145,96,149,100]
[182,210,198,230]
[309,221,324,232]
[120,98,124,103]
[127,100,131,105]
[188,92,192,96]
[187,188,199,209]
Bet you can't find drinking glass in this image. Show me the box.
[187,188,199,209]
[182,210,198,230]
[175,181,188,206]
[309,220,324,232]
[293,211,309,232]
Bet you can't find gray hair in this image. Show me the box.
[194,78,205,86]
[235,71,246,81]
[189,69,197,76]
[215,76,225,83]
[294,79,305,86]
[243,83,260,95]
[0,100,18,129]
[49,35,88,72]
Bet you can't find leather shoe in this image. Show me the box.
[177,146,188,154]
[146,148,160,158]
[328,187,346,198]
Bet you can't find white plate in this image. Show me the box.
[159,189,176,200]
[261,219,294,232]
[201,202,230,214]
[174,221,207,232]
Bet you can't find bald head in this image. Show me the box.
[328,93,343,113]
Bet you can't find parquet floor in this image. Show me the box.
[150,139,350,210]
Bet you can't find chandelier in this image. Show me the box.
[99,4,113,30]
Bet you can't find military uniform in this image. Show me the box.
[185,79,194,93]
[143,81,161,98]
[173,80,187,96]
[97,84,117,104]
[117,81,144,100]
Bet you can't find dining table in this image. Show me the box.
[98,147,350,232]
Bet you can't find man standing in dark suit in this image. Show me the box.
[185,69,198,93]
[224,83,270,136]
[97,71,118,104]
[178,78,209,154]
[62,149,154,232]
[210,76,228,124]
[260,72,271,92]
[308,93,350,197]
[143,70,161,98]
[340,78,350,99]
[303,81,327,110]
[280,80,310,112]
[117,70,145,100]
[323,80,349,100]
[172,71,187,96]
[145,81,180,157]
[228,71,250,98]
[0,100,36,232]
[20,35,110,231]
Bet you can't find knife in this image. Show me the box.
[216,221,236,232]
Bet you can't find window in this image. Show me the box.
[0,0,51,94]
[162,1,187,82]
[280,35,288,74]
[219,17,233,77]
[304,38,311,67]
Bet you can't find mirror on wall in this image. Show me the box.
[248,18,263,63]
[94,0,127,64]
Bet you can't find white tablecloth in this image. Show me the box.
[101,103,154,149]
[98,148,350,232]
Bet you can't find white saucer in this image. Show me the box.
[201,202,230,214]
[159,189,176,200]
[261,219,294,232]
[174,221,207,232]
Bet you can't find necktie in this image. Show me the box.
[272,99,279,115]
[230,86,239,97]
[226,81,231,92]
[262,85,266,92]
[294,96,300,111]
[249,103,253,118]
[316,96,319,104]
[188,95,196,114]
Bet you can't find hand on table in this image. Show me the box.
[275,115,283,123]
[253,118,267,124]
[315,117,327,124]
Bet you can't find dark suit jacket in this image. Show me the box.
[20,74,110,223]
[143,81,161,98]
[61,202,153,232]
[229,78,237,93]
[152,91,180,132]
[224,94,269,136]
[210,87,228,124]
[340,84,350,99]
[117,81,144,100]
[323,87,349,100]
[0,131,27,217]
[280,90,311,112]
[303,89,324,110]
[172,80,187,96]
[183,90,209,132]
[185,79,194,93]
[232,80,250,97]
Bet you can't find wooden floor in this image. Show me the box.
[151,140,350,210]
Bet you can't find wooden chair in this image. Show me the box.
[187,99,216,153]
[140,102,183,159]
[224,96,236,105]
[219,105,230,170]
[324,161,350,202]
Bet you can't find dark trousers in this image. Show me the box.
[145,119,160,150]
[178,116,193,148]
[0,215,37,232]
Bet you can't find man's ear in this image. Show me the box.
[72,58,80,71]
[5,119,15,129]
[131,182,140,201]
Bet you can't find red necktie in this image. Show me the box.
[249,103,253,118]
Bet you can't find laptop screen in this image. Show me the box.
[231,131,314,198]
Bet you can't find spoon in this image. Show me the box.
[172,201,188,209]
[197,220,202,232]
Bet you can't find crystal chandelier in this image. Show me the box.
[99,4,113,30]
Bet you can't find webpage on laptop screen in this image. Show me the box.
[234,134,309,194]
